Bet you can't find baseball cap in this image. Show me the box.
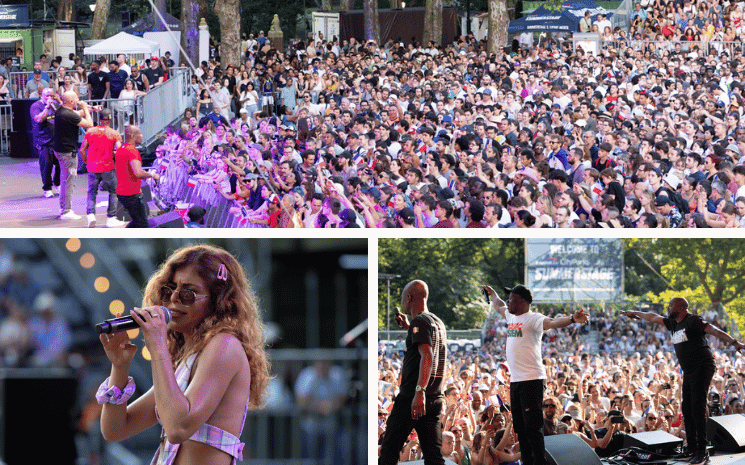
[268,193,280,205]
[363,186,381,200]
[504,285,533,304]
[398,207,415,223]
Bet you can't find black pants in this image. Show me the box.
[682,363,715,454]
[38,145,60,191]
[379,394,444,465]
[511,379,547,465]
[117,193,149,228]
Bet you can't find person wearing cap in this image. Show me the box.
[482,284,588,465]
[622,299,744,465]
[24,68,49,99]
[142,57,165,88]
[80,108,126,228]
[30,87,61,198]
[379,280,447,465]
[185,206,207,227]
[654,195,682,228]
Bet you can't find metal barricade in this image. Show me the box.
[621,39,744,57]
[0,103,11,154]
[150,160,265,228]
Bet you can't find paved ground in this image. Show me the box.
[0,155,128,228]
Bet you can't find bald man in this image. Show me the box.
[115,125,159,227]
[622,299,744,465]
[53,90,93,220]
[379,280,447,465]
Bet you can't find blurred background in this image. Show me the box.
[0,238,367,465]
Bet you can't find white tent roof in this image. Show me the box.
[83,32,160,56]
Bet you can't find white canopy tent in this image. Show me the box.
[83,32,160,63]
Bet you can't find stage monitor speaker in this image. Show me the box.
[0,370,78,464]
[9,131,35,158]
[544,432,602,465]
[708,414,745,453]
[623,430,683,456]
[149,211,185,228]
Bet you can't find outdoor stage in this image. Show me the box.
[0,156,131,228]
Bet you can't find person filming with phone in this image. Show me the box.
[621,297,744,465]
[482,284,589,465]
[379,280,447,465]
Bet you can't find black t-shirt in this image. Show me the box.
[53,106,82,153]
[143,67,165,86]
[29,99,55,147]
[88,70,109,99]
[400,311,447,397]
[662,313,715,372]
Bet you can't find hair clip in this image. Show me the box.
[217,264,228,281]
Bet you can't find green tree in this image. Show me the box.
[623,238,745,332]
[378,239,523,330]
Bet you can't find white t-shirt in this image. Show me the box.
[504,310,547,382]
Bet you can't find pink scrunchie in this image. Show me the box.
[96,376,136,405]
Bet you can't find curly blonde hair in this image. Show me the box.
[142,244,269,407]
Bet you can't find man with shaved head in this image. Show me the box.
[379,280,447,465]
[53,90,93,220]
[622,299,744,465]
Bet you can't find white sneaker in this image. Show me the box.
[52,186,59,196]
[106,217,127,227]
[87,213,97,228]
[60,211,82,220]
[44,190,54,198]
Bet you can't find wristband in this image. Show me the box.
[570,314,576,324]
[96,376,136,405]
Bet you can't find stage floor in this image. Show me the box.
[0,156,128,228]
[600,452,745,465]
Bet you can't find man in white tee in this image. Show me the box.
[483,284,589,465]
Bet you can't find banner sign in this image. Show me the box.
[0,5,30,28]
[526,238,623,302]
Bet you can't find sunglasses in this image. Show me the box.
[543,404,556,408]
[159,285,208,306]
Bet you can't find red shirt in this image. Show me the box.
[432,219,453,228]
[84,126,121,173]
[116,143,142,196]
[269,209,281,228]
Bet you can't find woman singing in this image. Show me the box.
[98,244,270,465]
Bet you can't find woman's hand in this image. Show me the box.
[130,306,170,359]
[99,326,138,369]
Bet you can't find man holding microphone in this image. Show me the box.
[482,284,589,465]
[53,90,94,220]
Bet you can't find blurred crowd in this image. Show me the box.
[379,305,744,462]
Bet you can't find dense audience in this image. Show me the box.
[379,304,744,462]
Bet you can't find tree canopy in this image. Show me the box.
[378,238,523,330]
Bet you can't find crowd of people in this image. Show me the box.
[6,1,745,226]
[379,301,745,463]
[147,16,745,228]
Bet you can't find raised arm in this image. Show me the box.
[543,308,589,330]
[621,310,664,325]
[704,323,745,352]
[482,285,507,318]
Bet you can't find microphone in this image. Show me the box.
[96,307,172,334]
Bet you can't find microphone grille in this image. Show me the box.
[160,306,173,323]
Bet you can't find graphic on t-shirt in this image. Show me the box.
[671,329,688,344]
[507,322,523,337]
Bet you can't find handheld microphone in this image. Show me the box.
[96,307,172,334]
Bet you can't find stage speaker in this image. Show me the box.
[708,414,745,453]
[0,370,78,464]
[623,430,683,455]
[9,131,35,158]
[544,432,602,465]
[149,211,185,228]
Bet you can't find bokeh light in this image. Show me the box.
[66,238,81,252]
[94,276,110,293]
[142,346,151,361]
[109,300,125,316]
[127,328,140,339]
[80,252,95,269]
